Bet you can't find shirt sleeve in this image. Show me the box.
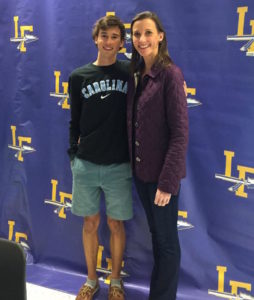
[67,73,82,161]
[158,66,189,194]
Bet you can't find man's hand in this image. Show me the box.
[154,189,171,206]
[70,160,74,168]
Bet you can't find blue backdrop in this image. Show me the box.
[1,0,254,299]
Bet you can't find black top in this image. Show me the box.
[68,60,130,165]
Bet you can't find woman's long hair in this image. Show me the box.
[130,11,173,73]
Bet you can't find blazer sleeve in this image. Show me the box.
[158,66,189,194]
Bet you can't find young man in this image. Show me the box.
[68,15,132,300]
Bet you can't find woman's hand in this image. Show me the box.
[183,81,188,97]
[154,189,171,206]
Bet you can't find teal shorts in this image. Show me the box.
[71,158,133,220]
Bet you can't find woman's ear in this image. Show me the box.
[159,32,164,42]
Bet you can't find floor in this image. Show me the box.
[26,263,150,300]
[27,283,75,300]
[25,263,214,300]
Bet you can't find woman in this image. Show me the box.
[127,11,189,300]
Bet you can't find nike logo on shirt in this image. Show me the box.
[101,93,111,99]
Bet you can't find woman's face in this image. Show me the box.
[132,18,164,61]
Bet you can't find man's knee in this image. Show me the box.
[107,217,124,234]
[83,214,100,234]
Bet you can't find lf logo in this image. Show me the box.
[106,12,132,59]
[186,87,202,108]
[44,179,72,219]
[49,71,70,109]
[215,150,254,198]
[10,16,38,52]
[8,221,32,263]
[8,220,28,247]
[96,245,128,284]
[178,210,194,230]
[208,266,253,299]
[8,125,36,161]
[227,6,254,56]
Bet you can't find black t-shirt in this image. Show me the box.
[68,60,130,165]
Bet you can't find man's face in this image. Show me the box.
[94,26,124,58]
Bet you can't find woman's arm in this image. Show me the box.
[157,65,189,196]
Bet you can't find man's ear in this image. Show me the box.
[119,39,124,50]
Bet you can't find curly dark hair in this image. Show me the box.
[92,15,126,42]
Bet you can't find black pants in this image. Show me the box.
[134,176,181,300]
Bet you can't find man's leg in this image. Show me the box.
[107,217,126,279]
[75,214,101,300]
[71,159,102,299]
[107,217,125,300]
[83,213,100,280]
[102,162,133,300]
[75,213,101,300]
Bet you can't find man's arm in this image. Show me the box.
[68,73,82,161]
